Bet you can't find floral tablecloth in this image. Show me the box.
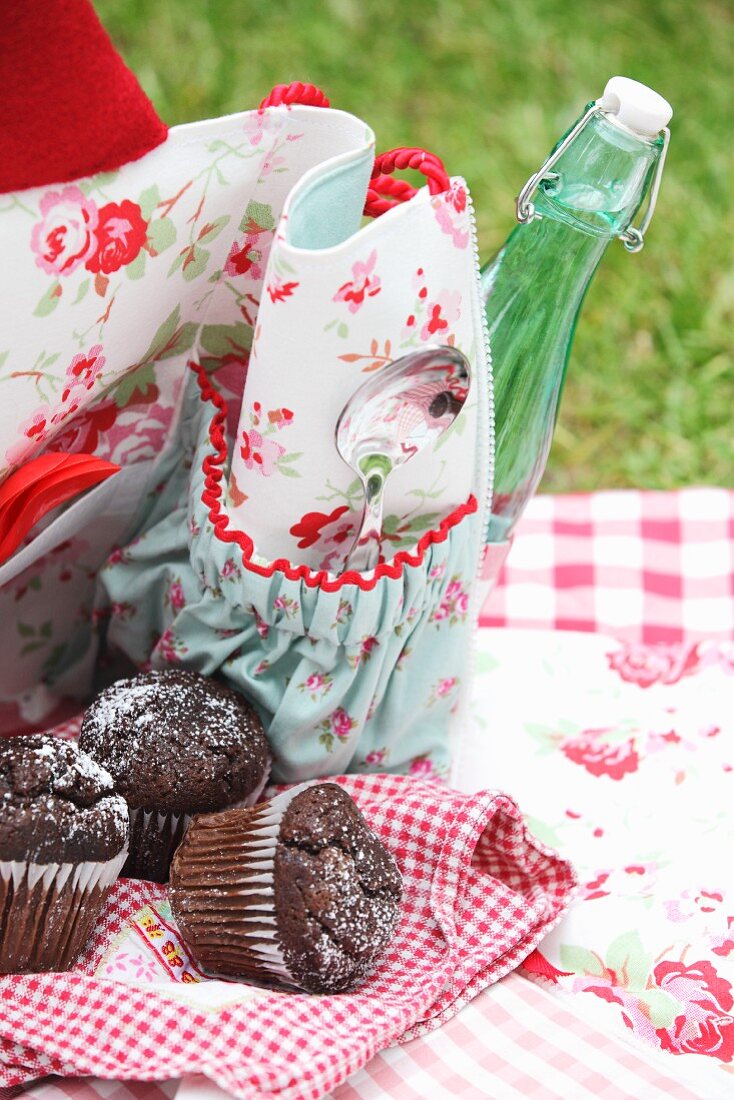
[458,626,734,1094]
[14,488,734,1099]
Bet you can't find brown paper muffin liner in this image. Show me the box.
[124,760,272,884]
[0,848,128,974]
[123,807,191,883]
[169,783,313,987]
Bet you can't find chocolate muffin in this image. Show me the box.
[79,669,271,883]
[0,734,128,974]
[169,782,402,993]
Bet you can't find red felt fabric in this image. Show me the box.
[0,0,168,194]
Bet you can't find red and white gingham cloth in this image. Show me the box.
[482,488,734,643]
[0,774,575,1100]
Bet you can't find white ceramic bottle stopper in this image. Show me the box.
[598,76,673,137]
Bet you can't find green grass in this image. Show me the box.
[97,0,734,492]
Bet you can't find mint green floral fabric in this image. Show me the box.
[100,374,484,783]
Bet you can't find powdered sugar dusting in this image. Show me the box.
[0,735,128,862]
[79,669,270,814]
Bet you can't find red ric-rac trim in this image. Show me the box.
[193,364,477,593]
[259,82,331,109]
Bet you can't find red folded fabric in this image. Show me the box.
[0,453,120,565]
[0,771,576,1100]
[0,0,167,193]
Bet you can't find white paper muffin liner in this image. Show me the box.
[0,845,128,973]
[170,782,315,986]
[0,848,127,892]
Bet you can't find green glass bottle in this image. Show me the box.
[483,77,672,544]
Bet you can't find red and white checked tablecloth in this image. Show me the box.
[1,775,574,1100]
[482,488,734,643]
[12,488,734,1100]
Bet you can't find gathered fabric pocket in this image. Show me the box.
[99,368,485,783]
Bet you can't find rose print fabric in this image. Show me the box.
[229,171,489,568]
[458,627,734,1087]
[0,99,492,737]
[0,104,384,479]
[99,370,484,782]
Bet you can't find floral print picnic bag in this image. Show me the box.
[0,70,493,781]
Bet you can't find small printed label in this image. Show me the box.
[95,900,286,1009]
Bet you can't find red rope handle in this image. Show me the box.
[364,147,450,218]
[364,175,418,215]
[259,82,330,109]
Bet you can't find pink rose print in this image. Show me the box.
[242,110,269,146]
[665,889,724,923]
[266,407,294,427]
[654,960,734,1062]
[662,890,734,957]
[220,561,239,584]
[644,728,683,755]
[347,635,380,670]
[713,917,734,958]
[85,200,148,275]
[155,627,188,663]
[582,871,611,901]
[17,408,52,446]
[365,748,388,766]
[395,645,411,670]
[427,675,460,708]
[420,289,461,341]
[273,595,299,619]
[561,730,639,780]
[331,708,353,739]
[266,276,299,303]
[299,672,333,700]
[240,429,285,476]
[260,150,287,178]
[245,605,268,638]
[31,186,98,276]
[432,575,469,626]
[109,601,135,622]
[97,402,177,467]
[167,580,186,614]
[46,400,117,456]
[573,977,661,1044]
[409,756,441,781]
[334,598,353,627]
[290,505,355,552]
[61,343,106,400]
[333,250,382,313]
[432,182,470,249]
[224,234,271,282]
[5,342,107,465]
[581,863,657,903]
[607,641,706,689]
[318,707,358,751]
[106,546,128,567]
